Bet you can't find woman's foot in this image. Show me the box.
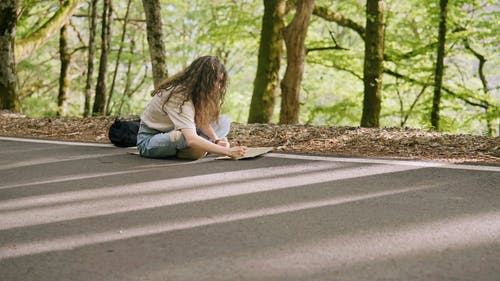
[176,148,207,160]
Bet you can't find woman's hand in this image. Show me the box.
[181,128,248,158]
[227,145,247,158]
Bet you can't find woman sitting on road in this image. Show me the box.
[137,55,247,160]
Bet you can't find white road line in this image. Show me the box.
[1,136,498,172]
[267,153,500,172]
[0,136,116,147]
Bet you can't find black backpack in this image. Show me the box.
[108,118,140,147]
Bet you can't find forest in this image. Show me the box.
[0,0,499,136]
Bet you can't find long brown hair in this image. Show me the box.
[152,56,228,127]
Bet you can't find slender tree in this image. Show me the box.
[464,40,493,136]
[430,0,448,130]
[360,0,385,128]
[57,10,71,116]
[142,0,167,87]
[279,0,315,124]
[106,0,132,115]
[92,0,112,115]
[0,0,18,112]
[83,0,98,117]
[248,0,285,123]
[118,39,136,115]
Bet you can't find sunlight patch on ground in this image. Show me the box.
[1,170,147,190]
[0,184,436,259]
[0,162,336,211]
[0,152,127,170]
[146,211,500,280]
[0,162,419,230]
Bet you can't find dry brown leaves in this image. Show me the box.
[230,123,500,164]
[1,111,499,164]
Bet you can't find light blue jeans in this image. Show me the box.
[136,115,231,158]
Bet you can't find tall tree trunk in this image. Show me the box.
[83,0,98,117]
[15,0,81,62]
[92,0,111,116]
[248,0,285,124]
[57,18,70,116]
[360,0,385,128]
[279,0,315,124]
[106,0,132,115]
[431,0,448,130]
[141,0,167,87]
[0,0,19,112]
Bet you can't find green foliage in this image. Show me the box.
[13,0,500,136]
[22,87,59,117]
[306,99,360,125]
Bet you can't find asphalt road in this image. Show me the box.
[0,137,499,281]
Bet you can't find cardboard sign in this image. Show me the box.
[216,147,273,160]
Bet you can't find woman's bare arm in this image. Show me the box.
[181,128,246,157]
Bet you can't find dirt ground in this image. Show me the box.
[1,111,499,164]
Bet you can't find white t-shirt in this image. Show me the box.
[140,89,196,132]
